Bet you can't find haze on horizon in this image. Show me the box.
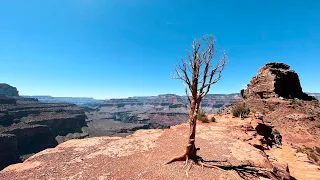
[0,0,320,99]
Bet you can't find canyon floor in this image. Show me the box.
[1,114,319,180]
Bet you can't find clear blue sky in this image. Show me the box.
[0,0,319,99]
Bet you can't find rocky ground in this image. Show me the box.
[1,115,319,179]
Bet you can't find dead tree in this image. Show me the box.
[165,35,282,180]
[166,34,227,164]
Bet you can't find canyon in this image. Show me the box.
[1,62,319,179]
[0,85,88,170]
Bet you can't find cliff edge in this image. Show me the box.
[2,115,319,180]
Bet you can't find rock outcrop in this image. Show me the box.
[230,62,320,167]
[0,134,20,170]
[242,62,317,101]
[0,113,14,126]
[0,123,58,155]
[0,96,17,105]
[23,112,87,136]
[0,84,19,96]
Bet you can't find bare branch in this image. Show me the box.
[172,59,192,90]
[200,52,228,98]
[185,87,191,104]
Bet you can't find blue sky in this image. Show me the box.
[0,0,319,99]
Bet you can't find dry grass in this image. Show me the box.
[232,102,250,118]
[198,109,209,123]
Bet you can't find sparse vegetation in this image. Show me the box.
[210,116,216,122]
[305,146,313,152]
[296,147,304,153]
[309,153,319,162]
[268,105,275,111]
[198,109,209,123]
[291,98,302,109]
[296,146,320,163]
[232,101,250,118]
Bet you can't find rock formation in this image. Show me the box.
[0,85,88,170]
[23,112,86,136]
[0,83,19,96]
[0,134,20,170]
[230,62,320,168]
[0,123,58,155]
[242,62,317,101]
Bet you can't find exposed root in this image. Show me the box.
[197,161,222,170]
[186,160,194,177]
[197,160,278,180]
[163,154,187,165]
[183,156,189,168]
[165,154,279,179]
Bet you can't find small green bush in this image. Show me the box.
[315,146,320,154]
[232,102,250,118]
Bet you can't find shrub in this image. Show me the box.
[315,146,320,154]
[232,102,250,118]
[309,153,319,162]
[305,146,314,152]
[291,99,302,109]
[296,147,304,153]
[198,109,209,123]
[210,116,216,122]
[268,105,275,111]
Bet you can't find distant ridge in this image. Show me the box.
[23,93,319,105]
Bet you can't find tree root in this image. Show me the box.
[164,154,187,165]
[164,155,279,180]
[197,160,278,180]
[186,160,194,177]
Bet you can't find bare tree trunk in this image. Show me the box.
[185,100,198,160]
